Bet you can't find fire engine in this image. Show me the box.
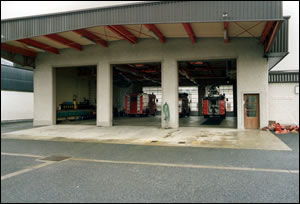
[125,93,157,116]
[203,85,226,119]
[179,93,191,117]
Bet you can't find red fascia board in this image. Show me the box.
[73,29,107,47]
[17,38,59,54]
[44,34,82,51]
[260,21,274,44]
[182,23,196,43]
[144,24,165,43]
[1,43,36,57]
[105,25,137,44]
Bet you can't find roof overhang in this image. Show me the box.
[1,1,287,69]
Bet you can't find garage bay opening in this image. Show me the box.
[112,62,161,127]
[178,59,237,128]
[55,66,97,125]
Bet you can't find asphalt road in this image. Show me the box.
[1,122,299,203]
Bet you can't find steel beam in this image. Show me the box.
[144,24,165,43]
[265,21,280,53]
[17,38,59,54]
[179,68,199,85]
[44,34,82,51]
[260,21,275,44]
[182,23,196,43]
[1,43,37,57]
[105,25,137,44]
[115,67,160,84]
[73,29,107,47]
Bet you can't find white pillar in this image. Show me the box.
[161,58,179,129]
[97,62,112,126]
[33,64,56,126]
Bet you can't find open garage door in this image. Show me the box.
[178,59,237,128]
[55,66,97,125]
[112,62,161,127]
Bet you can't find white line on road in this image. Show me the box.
[71,157,299,174]
[2,152,299,175]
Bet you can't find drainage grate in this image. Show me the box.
[39,155,71,162]
[178,142,186,144]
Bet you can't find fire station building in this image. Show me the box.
[1,1,295,130]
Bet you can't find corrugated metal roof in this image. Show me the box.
[1,1,283,42]
[1,64,33,92]
[269,71,299,83]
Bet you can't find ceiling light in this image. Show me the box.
[26,45,45,52]
[80,36,95,44]
[222,12,228,18]
[190,62,203,65]
[147,29,159,41]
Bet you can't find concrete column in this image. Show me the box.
[33,64,56,126]
[161,59,178,129]
[97,62,112,126]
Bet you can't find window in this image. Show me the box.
[219,85,234,112]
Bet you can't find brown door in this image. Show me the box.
[244,94,260,129]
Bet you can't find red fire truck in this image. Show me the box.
[203,85,226,119]
[125,93,157,116]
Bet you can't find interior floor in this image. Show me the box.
[57,116,237,128]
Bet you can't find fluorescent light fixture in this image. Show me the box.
[81,36,96,44]
[147,29,159,40]
[26,45,45,52]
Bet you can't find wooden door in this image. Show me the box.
[244,94,260,129]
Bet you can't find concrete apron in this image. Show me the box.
[2,125,291,151]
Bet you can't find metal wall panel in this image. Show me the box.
[1,1,283,42]
[269,17,289,53]
[269,72,299,83]
[1,64,33,92]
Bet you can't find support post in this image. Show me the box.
[97,62,113,126]
[33,64,56,126]
[161,59,178,129]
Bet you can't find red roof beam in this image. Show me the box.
[144,24,165,43]
[105,25,137,44]
[73,29,107,47]
[260,21,275,44]
[265,21,280,53]
[44,34,82,51]
[1,43,37,57]
[224,22,229,43]
[17,38,59,54]
[182,23,196,43]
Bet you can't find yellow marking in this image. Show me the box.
[1,162,53,181]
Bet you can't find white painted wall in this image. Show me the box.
[1,90,33,121]
[34,38,268,128]
[268,83,299,125]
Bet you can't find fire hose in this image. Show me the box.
[163,102,170,129]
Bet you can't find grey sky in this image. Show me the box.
[1,1,298,70]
